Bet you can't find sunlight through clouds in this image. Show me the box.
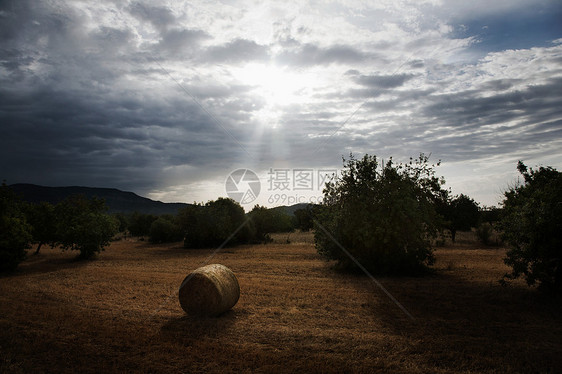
[0,0,561,207]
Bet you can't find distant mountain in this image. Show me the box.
[271,203,314,216]
[8,184,190,215]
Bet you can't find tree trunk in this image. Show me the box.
[34,241,43,255]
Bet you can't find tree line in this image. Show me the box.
[2,154,560,294]
[0,187,307,271]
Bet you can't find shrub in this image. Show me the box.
[315,154,446,275]
[499,161,562,293]
[0,183,32,271]
[476,222,493,246]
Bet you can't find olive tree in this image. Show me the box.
[54,195,118,259]
[0,183,32,271]
[499,161,562,293]
[315,154,446,275]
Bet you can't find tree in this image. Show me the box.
[112,212,130,233]
[248,205,294,242]
[315,154,446,275]
[128,212,158,237]
[441,194,480,242]
[499,161,562,293]
[149,215,183,243]
[25,201,57,254]
[180,198,253,248]
[54,195,118,259]
[0,183,32,271]
[294,205,315,231]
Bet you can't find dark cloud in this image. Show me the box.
[0,79,251,193]
[202,38,269,63]
[128,3,176,32]
[422,78,562,129]
[155,28,211,57]
[0,0,560,206]
[353,73,416,88]
[479,79,521,92]
[275,43,366,66]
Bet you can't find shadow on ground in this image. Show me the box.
[160,310,240,346]
[352,268,562,373]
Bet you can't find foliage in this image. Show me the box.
[128,212,158,237]
[248,205,294,242]
[480,205,502,224]
[315,154,446,275]
[112,212,130,233]
[24,201,57,254]
[54,195,118,259]
[499,161,562,293]
[440,194,480,242]
[149,215,183,243]
[180,198,253,248]
[0,183,32,271]
[294,205,315,231]
[476,222,494,246]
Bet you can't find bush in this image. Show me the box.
[149,216,183,243]
[248,205,294,242]
[499,161,562,293]
[54,195,119,259]
[128,212,158,237]
[476,222,493,246]
[112,212,130,233]
[180,198,253,248]
[315,154,446,275]
[0,183,32,271]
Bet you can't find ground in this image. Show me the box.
[1,231,561,373]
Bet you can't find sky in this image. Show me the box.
[1,0,561,209]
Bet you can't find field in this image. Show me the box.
[1,232,561,373]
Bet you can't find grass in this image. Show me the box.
[1,232,561,373]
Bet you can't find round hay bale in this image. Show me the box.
[178,264,240,317]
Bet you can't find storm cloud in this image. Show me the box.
[1,0,561,206]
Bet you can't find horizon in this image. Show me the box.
[1,0,561,209]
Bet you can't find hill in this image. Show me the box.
[8,184,190,215]
[271,203,313,216]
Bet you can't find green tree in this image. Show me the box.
[128,212,157,237]
[442,194,480,242]
[0,183,32,271]
[294,205,315,231]
[149,215,183,243]
[54,195,118,259]
[112,212,130,233]
[499,161,562,293]
[25,201,57,254]
[180,198,253,248]
[249,205,294,242]
[315,154,446,275]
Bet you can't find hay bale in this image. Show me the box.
[178,264,240,317]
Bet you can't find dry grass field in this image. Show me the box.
[1,231,561,373]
